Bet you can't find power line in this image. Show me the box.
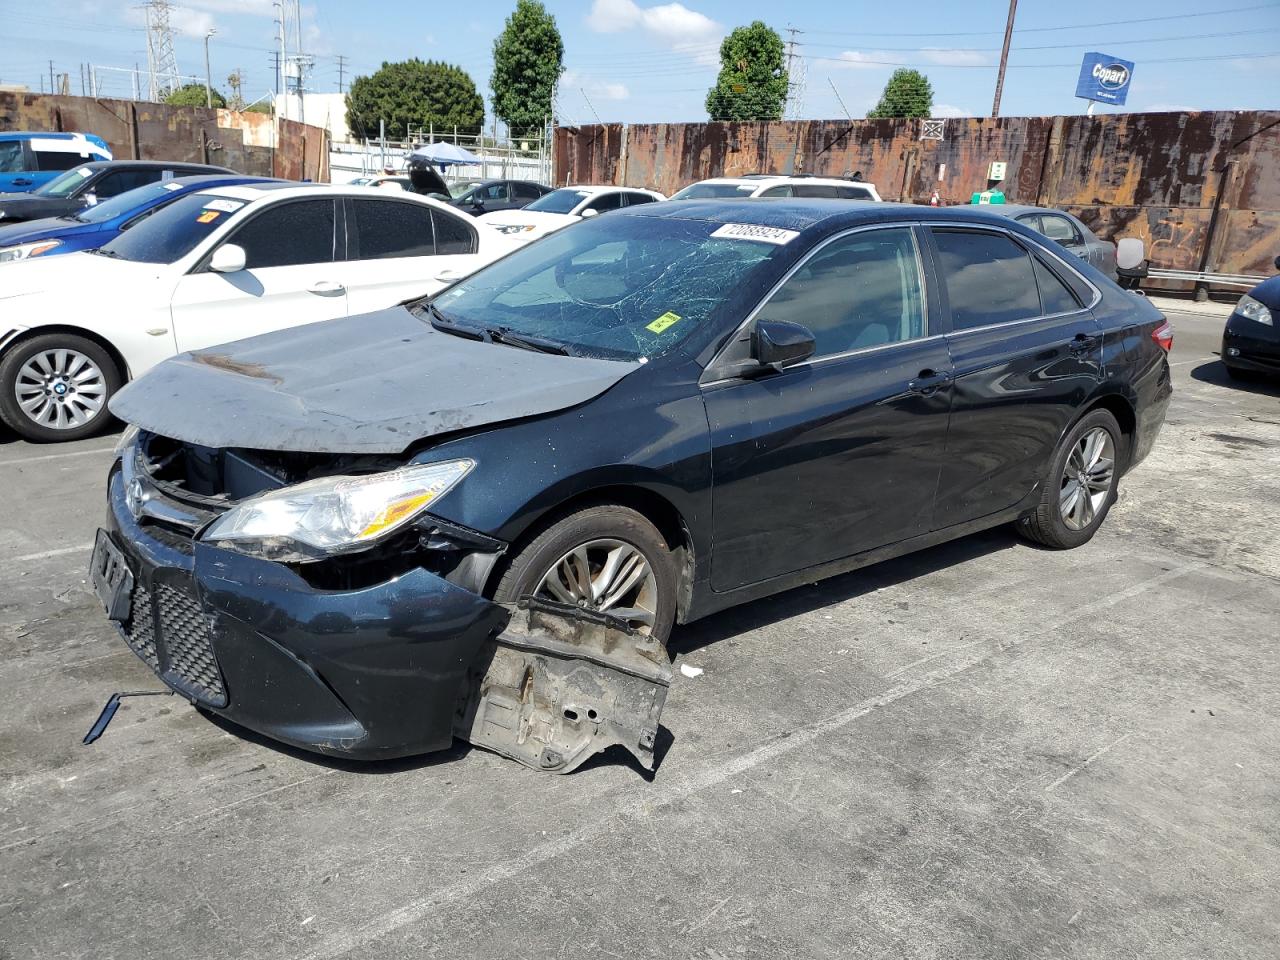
[798,27,1274,52]
[803,49,1280,69]
[796,3,1278,39]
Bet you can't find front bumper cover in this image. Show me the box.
[100,465,671,771]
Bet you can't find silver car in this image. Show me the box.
[985,204,1116,280]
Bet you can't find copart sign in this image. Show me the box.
[1075,51,1135,106]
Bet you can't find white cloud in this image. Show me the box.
[920,48,989,67]
[180,0,274,15]
[168,8,218,38]
[586,0,722,63]
[562,68,630,103]
[1140,103,1199,113]
[933,103,973,118]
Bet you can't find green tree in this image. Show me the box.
[491,0,564,139]
[165,82,226,108]
[867,69,934,119]
[345,59,484,140]
[705,21,788,122]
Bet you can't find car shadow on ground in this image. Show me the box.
[669,526,1021,658]
[1190,359,1280,399]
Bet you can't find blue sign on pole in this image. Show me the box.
[1076,52,1135,106]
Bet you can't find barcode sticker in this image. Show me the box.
[710,223,800,245]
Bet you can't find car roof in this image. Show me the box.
[192,182,467,211]
[618,197,1043,233]
[68,160,232,172]
[0,131,99,141]
[980,203,1078,220]
[688,175,875,187]
[553,184,656,196]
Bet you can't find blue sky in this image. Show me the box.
[1,0,1277,127]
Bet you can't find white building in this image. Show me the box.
[274,92,351,143]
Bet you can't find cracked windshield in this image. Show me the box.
[430,215,778,360]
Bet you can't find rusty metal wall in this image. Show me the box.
[555,111,1280,277]
[0,93,329,182]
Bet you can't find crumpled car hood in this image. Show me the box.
[110,306,640,454]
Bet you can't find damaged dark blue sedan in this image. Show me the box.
[92,200,1172,772]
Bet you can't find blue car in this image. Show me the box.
[0,174,282,263]
[0,132,111,193]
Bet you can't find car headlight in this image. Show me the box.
[0,239,62,262]
[494,224,537,235]
[202,459,474,561]
[113,424,140,457]
[1235,294,1273,326]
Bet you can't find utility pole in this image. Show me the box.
[991,0,1017,118]
[336,54,347,93]
[783,26,805,120]
[828,77,853,121]
[204,28,216,108]
[48,60,54,96]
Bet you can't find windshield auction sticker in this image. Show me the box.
[202,198,245,213]
[710,223,800,245]
[646,311,681,334]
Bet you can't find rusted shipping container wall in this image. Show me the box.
[0,92,329,182]
[555,111,1280,276]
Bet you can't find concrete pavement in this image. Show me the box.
[1,307,1278,959]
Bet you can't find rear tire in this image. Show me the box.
[492,505,678,646]
[1017,409,1122,550]
[0,334,121,442]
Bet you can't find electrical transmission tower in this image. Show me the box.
[783,26,806,121]
[144,0,180,101]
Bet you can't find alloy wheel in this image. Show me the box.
[535,537,659,634]
[14,348,107,430]
[1059,427,1115,530]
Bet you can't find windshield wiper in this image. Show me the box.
[58,214,86,223]
[485,326,574,356]
[88,247,121,258]
[425,303,484,340]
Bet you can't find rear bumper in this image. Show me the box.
[1128,354,1173,473]
[102,466,508,760]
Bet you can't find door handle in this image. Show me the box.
[308,281,345,295]
[12,177,32,186]
[908,369,953,396]
[1069,333,1100,353]
[434,270,463,283]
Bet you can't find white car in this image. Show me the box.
[0,182,516,441]
[477,185,665,242]
[670,175,882,202]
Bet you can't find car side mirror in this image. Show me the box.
[753,320,815,369]
[84,192,98,206]
[580,208,599,218]
[209,243,246,274]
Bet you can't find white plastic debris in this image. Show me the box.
[679,663,704,678]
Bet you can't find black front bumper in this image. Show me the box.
[1223,315,1280,374]
[101,466,509,760]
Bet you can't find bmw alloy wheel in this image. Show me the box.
[13,348,108,431]
[1059,427,1115,530]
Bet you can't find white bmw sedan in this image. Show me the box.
[0,182,515,441]
[476,185,665,243]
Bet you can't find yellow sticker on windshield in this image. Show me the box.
[196,210,220,224]
[647,311,681,334]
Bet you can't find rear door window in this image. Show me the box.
[92,169,159,199]
[623,192,657,207]
[1033,257,1083,315]
[513,182,542,200]
[584,192,624,214]
[757,185,793,198]
[350,199,435,259]
[792,183,839,199]
[431,208,478,254]
[932,228,1041,330]
[1039,214,1083,247]
[228,199,337,269]
[837,185,874,200]
[33,148,85,172]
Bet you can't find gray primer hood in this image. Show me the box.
[110,306,639,453]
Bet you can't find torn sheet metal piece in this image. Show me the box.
[456,603,672,774]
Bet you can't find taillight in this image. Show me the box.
[1151,320,1173,352]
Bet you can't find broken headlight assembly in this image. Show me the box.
[493,224,538,235]
[201,459,474,562]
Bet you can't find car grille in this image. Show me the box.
[122,585,160,671]
[121,581,227,707]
